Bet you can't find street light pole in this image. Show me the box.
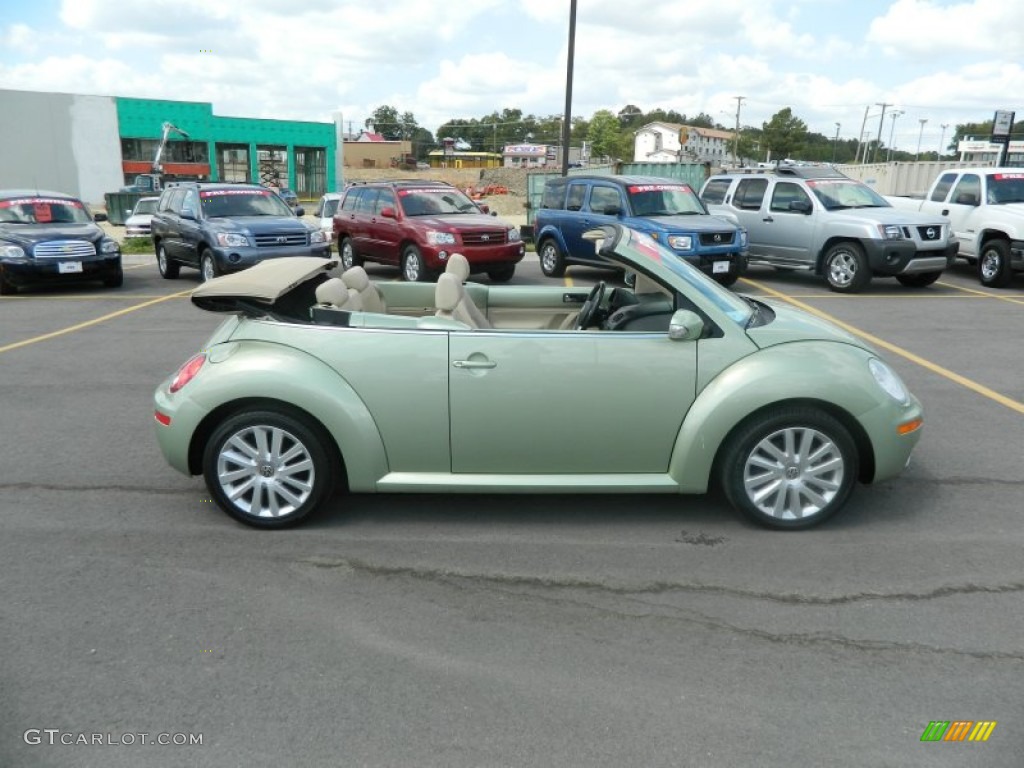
[915,118,928,160]
[872,102,891,163]
[832,122,841,164]
[886,110,903,162]
[938,124,949,158]
[561,0,577,176]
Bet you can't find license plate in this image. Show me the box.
[58,261,83,274]
[712,260,729,274]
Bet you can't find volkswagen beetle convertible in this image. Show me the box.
[153,223,923,530]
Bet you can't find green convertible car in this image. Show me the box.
[153,224,923,530]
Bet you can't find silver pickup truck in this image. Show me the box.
[701,166,959,293]
[886,167,1024,288]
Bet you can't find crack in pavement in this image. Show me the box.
[1,482,190,495]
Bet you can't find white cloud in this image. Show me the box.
[867,0,1024,55]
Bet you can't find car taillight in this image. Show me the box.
[169,352,207,393]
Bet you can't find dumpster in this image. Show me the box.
[104,192,149,226]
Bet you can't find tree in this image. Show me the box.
[587,110,623,161]
[760,108,808,161]
[366,105,401,139]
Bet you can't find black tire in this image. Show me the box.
[339,236,363,271]
[202,409,336,529]
[538,238,566,277]
[978,239,1013,288]
[487,264,516,282]
[719,406,858,530]
[0,269,16,295]
[102,268,124,288]
[200,250,220,283]
[823,241,870,293]
[401,244,429,282]
[157,243,179,279]
[896,270,941,288]
[715,267,740,288]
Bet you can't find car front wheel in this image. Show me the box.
[202,409,336,529]
[487,264,515,282]
[978,239,1012,288]
[538,238,566,277]
[719,407,858,530]
[339,236,363,271]
[157,244,180,279]
[401,245,429,282]
[200,250,220,282]
[823,241,870,293]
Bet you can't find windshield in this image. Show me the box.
[807,179,890,210]
[200,189,295,218]
[398,187,480,216]
[626,183,706,216]
[609,227,753,326]
[133,199,159,215]
[0,196,93,224]
[989,173,1024,203]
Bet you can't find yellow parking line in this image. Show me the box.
[0,294,189,301]
[0,290,192,355]
[935,280,1024,306]
[740,277,1024,416]
[744,293,992,299]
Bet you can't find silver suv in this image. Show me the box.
[700,167,959,292]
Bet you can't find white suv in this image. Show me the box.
[700,167,959,292]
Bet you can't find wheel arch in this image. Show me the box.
[814,236,866,275]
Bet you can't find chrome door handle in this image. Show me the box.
[452,359,496,369]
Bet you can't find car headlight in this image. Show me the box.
[0,244,26,259]
[309,230,328,245]
[869,358,908,403]
[426,231,457,245]
[215,233,250,247]
[508,228,521,242]
[739,229,748,247]
[877,224,903,240]
[99,239,120,254]
[667,235,693,250]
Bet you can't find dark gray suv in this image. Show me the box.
[151,182,329,281]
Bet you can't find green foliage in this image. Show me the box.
[587,110,622,161]
[761,108,809,160]
[119,237,155,254]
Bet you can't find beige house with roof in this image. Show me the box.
[633,122,735,165]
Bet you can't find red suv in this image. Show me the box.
[333,180,525,282]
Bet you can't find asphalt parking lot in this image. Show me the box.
[2,252,1023,767]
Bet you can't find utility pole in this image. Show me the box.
[832,123,841,163]
[938,124,949,158]
[561,0,577,176]
[732,96,745,166]
[886,110,903,162]
[915,118,928,160]
[872,102,891,163]
[855,105,870,164]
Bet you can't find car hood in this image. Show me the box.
[832,207,946,226]
[745,298,868,351]
[191,256,338,311]
[634,214,738,233]
[204,216,314,234]
[0,223,104,247]
[124,214,153,227]
[416,213,509,229]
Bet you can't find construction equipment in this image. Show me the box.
[121,122,191,194]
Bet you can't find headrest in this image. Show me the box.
[435,272,463,312]
[445,252,470,282]
[315,277,350,307]
[341,265,370,292]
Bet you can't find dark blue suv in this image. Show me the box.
[533,175,747,286]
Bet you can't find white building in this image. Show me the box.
[633,122,736,165]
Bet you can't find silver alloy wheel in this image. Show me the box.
[403,250,422,281]
[980,250,1000,281]
[540,243,559,274]
[828,252,857,287]
[215,424,315,519]
[201,255,216,282]
[158,247,167,273]
[341,239,355,270]
[742,426,844,520]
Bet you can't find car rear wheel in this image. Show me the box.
[157,244,179,279]
[538,238,566,277]
[202,409,335,529]
[200,250,220,282]
[719,407,858,530]
[978,239,1013,288]
[487,264,516,282]
[339,236,363,271]
[823,242,870,293]
[401,245,428,282]
[896,270,941,288]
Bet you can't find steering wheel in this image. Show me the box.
[575,281,607,330]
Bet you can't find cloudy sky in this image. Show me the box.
[2,0,1022,150]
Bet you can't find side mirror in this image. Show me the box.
[93,212,108,222]
[477,203,490,214]
[668,309,704,341]
[955,192,979,206]
[180,208,196,220]
[294,206,305,217]
[789,199,812,213]
[379,206,397,219]
[603,204,622,216]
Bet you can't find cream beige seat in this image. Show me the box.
[314,277,362,311]
[444,253,490,328]
[435,272,491,329]
[341,266,386,313]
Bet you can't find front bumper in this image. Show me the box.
[864,239,958,276]
[1,254,122,287]
[423,242,525,271]
[211,243,331,273]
